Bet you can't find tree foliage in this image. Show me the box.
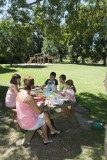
[0,0,107,65]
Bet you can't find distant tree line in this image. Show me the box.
[0,0,107,66]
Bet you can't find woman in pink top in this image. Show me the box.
[16,76,61,145]
[5,74,21,128]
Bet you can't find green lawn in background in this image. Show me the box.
[0,63,107,122]
[0,63,107,160]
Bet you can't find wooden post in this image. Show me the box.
[35,54,37,63]
[22,130,36,145]
[62,105,78,128]
[43,57,45,64]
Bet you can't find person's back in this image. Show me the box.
[5,84,17,108]
[5,74,21,108]
[16,90,38,130]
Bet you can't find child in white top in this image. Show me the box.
[42,72,58,92]
[62,79,76,103]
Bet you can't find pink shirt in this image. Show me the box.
[16,101,38,130]
[64,88,76,103]
[5,89,16,108]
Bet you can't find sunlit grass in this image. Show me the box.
[0,63,106,94]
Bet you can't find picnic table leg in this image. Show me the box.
[47,109,58,134]
[62,105,78,128]
[22,130,36,145]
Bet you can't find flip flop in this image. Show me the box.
[51,130,63,137]
[43,139,54,145]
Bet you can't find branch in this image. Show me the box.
[28,0,42,6]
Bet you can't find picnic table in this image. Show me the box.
[22,87,78,145]
[32,87,78,127]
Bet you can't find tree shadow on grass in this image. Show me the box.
[76,92,107,123]
[0,86,8,106]
[0,89,106,160]
[0,66,17,74]
[5,64,48,69]
[0,67,17,74]
[77,63,105,67]
[0,116,105,160]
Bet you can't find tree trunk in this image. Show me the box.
[59,54,63,62]
[9,54,13,67]
[82,57,85,64]
[71,56,75,64]
[105,124,107,160]
[103,58,106,66]
[102,52,107,66]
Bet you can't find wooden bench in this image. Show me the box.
[22,130,37,145]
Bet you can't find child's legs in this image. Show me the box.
[10,108,17,122]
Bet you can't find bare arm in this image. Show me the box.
[60,92,66,96]
[10,85,19,95]
[41,84,46,90]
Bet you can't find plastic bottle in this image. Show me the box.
[91,121,104,129]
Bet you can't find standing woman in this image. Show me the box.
[5,74,21,124]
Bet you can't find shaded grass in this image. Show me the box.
[77,92,107,123]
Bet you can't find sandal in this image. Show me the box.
[43,139,54,145]
[51,130,62,137]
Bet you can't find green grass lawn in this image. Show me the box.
[0,63,107,122]
[0,63,107,160]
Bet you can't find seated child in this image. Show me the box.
[5,74,21,129]
[5,74,21,108]
[42,72,58,92]
[62,79,76,103]
[59,74,66,92]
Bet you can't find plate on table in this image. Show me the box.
[34,97,45,102]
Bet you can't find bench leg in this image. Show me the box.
[22,130,36,145]
[62,106,78,128]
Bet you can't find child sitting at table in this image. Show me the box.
[59,74,66,92]
[61,79,76,103]
[5,74,21,129]
[42,72,58,92]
